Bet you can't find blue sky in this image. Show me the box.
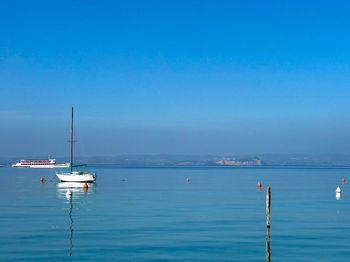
[1,1,350,156]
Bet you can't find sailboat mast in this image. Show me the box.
[70,107,74,173]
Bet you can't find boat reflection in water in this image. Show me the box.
[57,182,96,260]
[56,182,96,199]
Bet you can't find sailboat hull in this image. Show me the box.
[56,172,95,183]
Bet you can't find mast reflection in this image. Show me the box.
[266,227,271,262]
[57,182,96,260]
[68,197,74,260]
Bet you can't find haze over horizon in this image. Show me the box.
[2,1,350,157]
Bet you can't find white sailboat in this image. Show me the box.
[56,107,96,183]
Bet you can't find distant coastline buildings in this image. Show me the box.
[216,158,262,166]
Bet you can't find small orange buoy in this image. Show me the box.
[257,181,262,189]
[40,176,45,183]
[83,182,88,192]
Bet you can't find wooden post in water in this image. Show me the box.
[266,186,271,228]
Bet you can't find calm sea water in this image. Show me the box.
[1,166,350,261]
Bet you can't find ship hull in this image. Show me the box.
[56,172,95,183]
[12,163,70,168]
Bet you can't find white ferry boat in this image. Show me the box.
[12,158,70,168]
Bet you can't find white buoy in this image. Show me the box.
[336,186,341,194]
[66,190,72,199]
[336,192,341,200]
[336,186,341,200]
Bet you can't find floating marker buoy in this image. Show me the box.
[83,183,88,192]
[336,186,342,200]
[336,186,341,194]
[342,177,346,184]
[257,181,262,188]
[40,176,45,183]
[336,193,341,200]
[186,178,190,183]
[66,190,72,199]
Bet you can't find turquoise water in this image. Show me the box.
[1,166,350,261]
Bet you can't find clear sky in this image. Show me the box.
[1,1,350,157]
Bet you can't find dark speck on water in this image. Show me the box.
[1,166,350,261]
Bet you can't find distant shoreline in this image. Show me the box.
[88,164,350,169]
[3,154,350,168]
[3,164,350,169]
